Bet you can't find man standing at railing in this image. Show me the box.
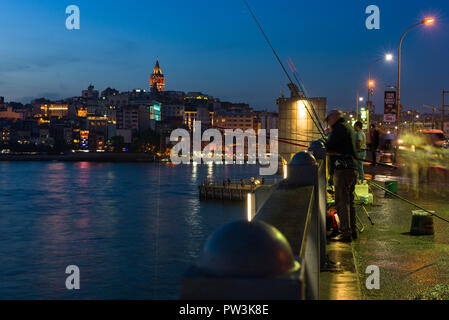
[325,110,358,242]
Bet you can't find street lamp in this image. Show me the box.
[367,53,394,127]
[397,17,435,132]
[356,85,364,119]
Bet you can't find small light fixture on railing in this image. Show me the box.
[247,193,253,222]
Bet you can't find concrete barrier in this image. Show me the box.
[180,152,327,300]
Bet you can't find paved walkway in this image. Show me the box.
[320,242,361,300]
[352,184,449,300]
[321,165,449,300]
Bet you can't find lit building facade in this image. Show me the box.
[40,104,69,118]
[116,107,139,131]
[277,90,327,163]
[150,58,165,92]
[0,107,23,120]
[213,112,255,131]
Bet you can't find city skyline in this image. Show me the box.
[0,1,448,112]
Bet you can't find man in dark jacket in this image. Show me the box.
[326,110,358,242]
[369,124,380,165]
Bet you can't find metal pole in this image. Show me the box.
[397,22,423,134]
[443,90,445,132]
[367,58,381,137]
[442,90,449,133]
[429,108,433,129]
[356,84,364,120]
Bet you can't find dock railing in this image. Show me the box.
[181,152,327,300]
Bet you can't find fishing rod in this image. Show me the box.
[276,137,397,169]
[242,0,326,139]
[368,180,449,224]
[286,58,326,134]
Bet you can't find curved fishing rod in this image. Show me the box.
[242,0,325,139]
[369,180,449,225]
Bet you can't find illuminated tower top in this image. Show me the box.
[150,58,165,92]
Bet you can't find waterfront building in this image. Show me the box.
[40,104,69,119]
[255,110,279,131]
[0,106,23,120]
[136,104,161,131]
[161,104,184,121]
[1,127,10,148]
[101,87,119,99]
[82,84,99,101]
[116,107,139,132]
[213,112,255,131]
[277,87,327,163]
[80,130,89,151]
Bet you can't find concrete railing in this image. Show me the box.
[180,152,327,300]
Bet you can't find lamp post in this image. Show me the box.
[356,85,365,119]
[397,17,435,133]
[366,53,393,134]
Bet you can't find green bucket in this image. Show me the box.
[385,181,398,197]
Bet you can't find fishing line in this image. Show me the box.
[242,0,325,139]
[287,58,326,134]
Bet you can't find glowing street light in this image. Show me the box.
[366,53,394,128]
[397,17,435,132]
[424,17,435,25]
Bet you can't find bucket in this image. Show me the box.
[385,181,398,197]
[410,210,435,236]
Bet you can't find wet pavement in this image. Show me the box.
[352,168,449,300]
[320,242,361,300]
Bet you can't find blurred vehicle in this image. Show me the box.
[421,129,446,147]
[398,129,446,151]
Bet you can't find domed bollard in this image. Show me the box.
[287,152,318,186]
[180,220,304,300]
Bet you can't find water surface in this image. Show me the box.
[0,162,263,299]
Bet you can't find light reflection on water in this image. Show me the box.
[0,162,263,299]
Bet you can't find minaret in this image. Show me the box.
[150,58,165,93]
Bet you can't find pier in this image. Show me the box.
[198,178,280,201]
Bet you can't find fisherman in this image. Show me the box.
[369,124,380,166]
[325,110,358,242]
[354,121,367,183]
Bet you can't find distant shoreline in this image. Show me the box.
[0,153,159,162]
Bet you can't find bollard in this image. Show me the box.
[411,210,435,236]
[180,220,304,300]
[286,152,318,186]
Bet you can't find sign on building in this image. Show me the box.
[384,91,397,123]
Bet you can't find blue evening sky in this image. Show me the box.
[0,0,448,113]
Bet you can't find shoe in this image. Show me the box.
[330,233,352,243]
